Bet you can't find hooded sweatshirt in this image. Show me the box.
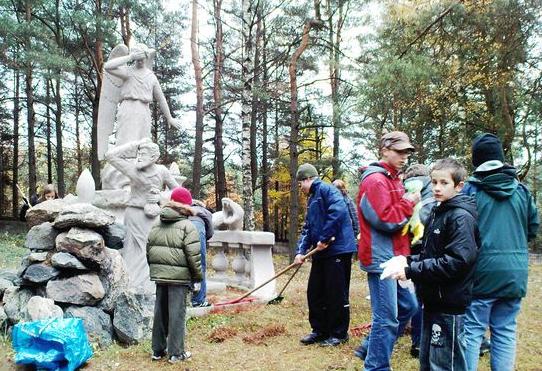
[463,169,539,298]
[406,194,480,314]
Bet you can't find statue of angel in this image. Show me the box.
[97,43,181,161]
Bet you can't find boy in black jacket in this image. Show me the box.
[385,158,480,371]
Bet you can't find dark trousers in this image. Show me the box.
[152,284,188,357]
[307,253,352,339]
[419,311,467,371]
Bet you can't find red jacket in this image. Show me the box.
[356,162,414,273]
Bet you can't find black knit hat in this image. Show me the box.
[471,133,505,168]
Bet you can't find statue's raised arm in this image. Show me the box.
[97,43,181,160]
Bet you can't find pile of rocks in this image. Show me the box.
[0,201,154,348]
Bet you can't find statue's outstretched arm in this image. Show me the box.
[153,83,182,130]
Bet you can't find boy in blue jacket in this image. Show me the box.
[294,163,357,347]
[386,158,480,371]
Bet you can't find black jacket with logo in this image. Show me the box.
[405,194,480,314]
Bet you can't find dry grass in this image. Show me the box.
[1,255,541,371]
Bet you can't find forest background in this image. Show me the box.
[0,0,541,254]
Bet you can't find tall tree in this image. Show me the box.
[241,0,255,230]
[287,15,324,259]
[213,0,227,210]
[191,0,204,198]
[24,0,37,198]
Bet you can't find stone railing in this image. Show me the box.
[208,230,276,300]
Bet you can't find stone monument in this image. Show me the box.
[104,138,178,293]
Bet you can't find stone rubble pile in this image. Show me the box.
[0,200,155,348]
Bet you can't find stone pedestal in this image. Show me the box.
[208,231,276,300]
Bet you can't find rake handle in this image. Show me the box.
[230,238,334,304]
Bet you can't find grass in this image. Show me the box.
[0,240,541,370]
[0,233,26,270]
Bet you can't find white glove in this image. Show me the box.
[193,282,201,292]
[380,255,407,280]
[398,279,415,293]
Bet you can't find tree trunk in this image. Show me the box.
[328,0,344,178]
[287,19,323,260]
[261,17,270,232]
[241,0,255,230]
[54,75,65,196]
[54,0,65,196]
[250,8,262,191]
[213,0,226,210]
[91,0,104,186]
[46,77,53,183]
[12,67,20,217]
[191,0,204,199]
[25,1,37,198]
[75,75,82,175]
[120,6,131,47]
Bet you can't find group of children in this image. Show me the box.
[140,131,538,369]
[374,133,539,371]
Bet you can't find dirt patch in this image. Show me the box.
[207,326,238,343]
[242,324,287,345]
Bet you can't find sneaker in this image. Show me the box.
[479,338,491,357]
[192,301,211,308]
[353,345,367,361]
[300,332,327,345]
[319,336,349,347]
[168,352,192,363]
[410,345,420,358]
[151,351,166,361]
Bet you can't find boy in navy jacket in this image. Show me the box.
[387,158,480,371]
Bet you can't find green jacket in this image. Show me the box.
[464,169,539,298]
[146,203,203,284]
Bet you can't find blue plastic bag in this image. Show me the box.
[12,318,93,371]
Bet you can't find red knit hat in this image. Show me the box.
[170,187,193,205]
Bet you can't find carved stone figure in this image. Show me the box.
[98,43,181,189]
[212,198,244,231]
[105,138,178,292]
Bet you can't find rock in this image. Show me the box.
[113,291,154,344]
[3,286,33,324]
[46,273,105,305]
[25,222,59,251]
[24,296,63,321]
[16,255,31,277]
[55,228,108,270]
[0,269,18,284]
[53,203,115,230]
[97,223,125,250]
[51,252,88,271]
[28,252,49,263]
[65,306,113,348]
[98,248,129,313]
[25,199,66,228]
[23,263,60,284]
[0,306,7,331]
[93,189,130,209]
[0,278,14,299]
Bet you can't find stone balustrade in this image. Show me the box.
[208,230,276,300]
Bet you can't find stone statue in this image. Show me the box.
[98,43,181,161]
[98,43,182,190]
[212,198,244,231]
[104,138,178,292]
